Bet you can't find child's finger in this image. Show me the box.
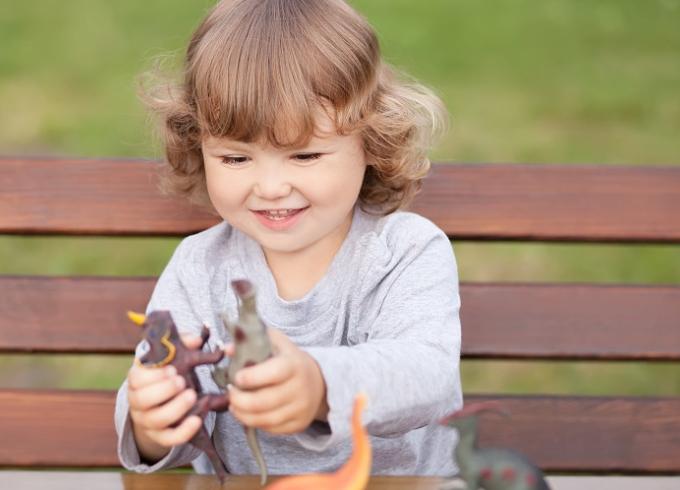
[135,388,197,430]
[234,355,293,389]
[228,382,290,415]
[179,334,203,350]
[230,394,299,432]
[129,374,187,411]
[152,415,203,447]
[128,364,177,391]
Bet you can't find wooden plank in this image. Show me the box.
[0,389,117,467]
[473,394,680,474]
[0,276,151,353]
[2,158,680,242]
[460,283,680,360]
[0,157,216,236]
[415,164,680,243]
[2,276,679,360]
[2,473,680,490]
[1,389,678,473]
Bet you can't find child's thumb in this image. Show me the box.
[266,327,292,354]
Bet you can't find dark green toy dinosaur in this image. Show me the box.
[439,401,552,490]
[212,279,273,485]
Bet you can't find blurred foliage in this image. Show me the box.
[1,0,679,395]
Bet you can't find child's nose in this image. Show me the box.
[253,166,293,199]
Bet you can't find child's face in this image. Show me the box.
[201,112,367,263]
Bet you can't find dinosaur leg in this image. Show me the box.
[199,325,210,348]
[206,393,230,413]
[189,393,229,419]
[186,396,230,483]
[187,349,225,371]
[190,428,229,484]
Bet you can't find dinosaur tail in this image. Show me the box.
[246,426,268,485]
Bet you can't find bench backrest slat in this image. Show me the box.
[2,389,678,473]
[2,276,679,360]
[3,158,680,242]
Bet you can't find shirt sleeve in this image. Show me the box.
[297,227,462,450]
[114,238,217,471]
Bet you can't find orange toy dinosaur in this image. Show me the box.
[264,393,371,490]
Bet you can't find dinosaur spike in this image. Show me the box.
[127,311,146,326]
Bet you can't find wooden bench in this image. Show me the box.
[1,156,679,474]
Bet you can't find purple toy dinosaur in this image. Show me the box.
[439,401,551,490]
[128,310,231,483]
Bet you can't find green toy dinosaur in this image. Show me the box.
[212,279,273,485]
[440,401,551,490]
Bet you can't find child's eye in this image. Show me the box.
[293,153,322,163]
[219,155,249,167]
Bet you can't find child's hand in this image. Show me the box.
[227,328,328,435]
[126,335,203,463]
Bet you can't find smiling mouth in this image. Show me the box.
[254,207,309,220]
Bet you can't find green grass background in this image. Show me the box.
[1,0,679,395]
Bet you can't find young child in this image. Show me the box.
[115,0,462,478]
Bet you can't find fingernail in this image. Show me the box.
[175,376,185,389]
[165,366,176,376]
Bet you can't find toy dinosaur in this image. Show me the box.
[439,401,551,490]
[127,310,231,483]
[264,393,371,490]
[211,279,274,485]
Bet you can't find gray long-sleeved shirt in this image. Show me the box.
[115,205,462,476]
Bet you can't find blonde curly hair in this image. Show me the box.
[141,0,448,215]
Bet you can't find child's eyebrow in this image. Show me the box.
[207,135,337,153]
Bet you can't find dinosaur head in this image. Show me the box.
[232,279,254,298]
[127,310,180,367]
[222,279,267,343]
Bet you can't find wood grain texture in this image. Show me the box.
[1,390,679,473]
[460,282,680,360]
[0,276,151,353]
[0,157,216,236]
[2,276,679,359]
[0,390,116,467]
[2,157,680,241]
[415,164,680,243]
[472,394,680,474]
[1,473,679,490]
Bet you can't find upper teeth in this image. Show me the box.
[263,209,296,216]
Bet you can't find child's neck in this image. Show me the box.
[263,213,353,301]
